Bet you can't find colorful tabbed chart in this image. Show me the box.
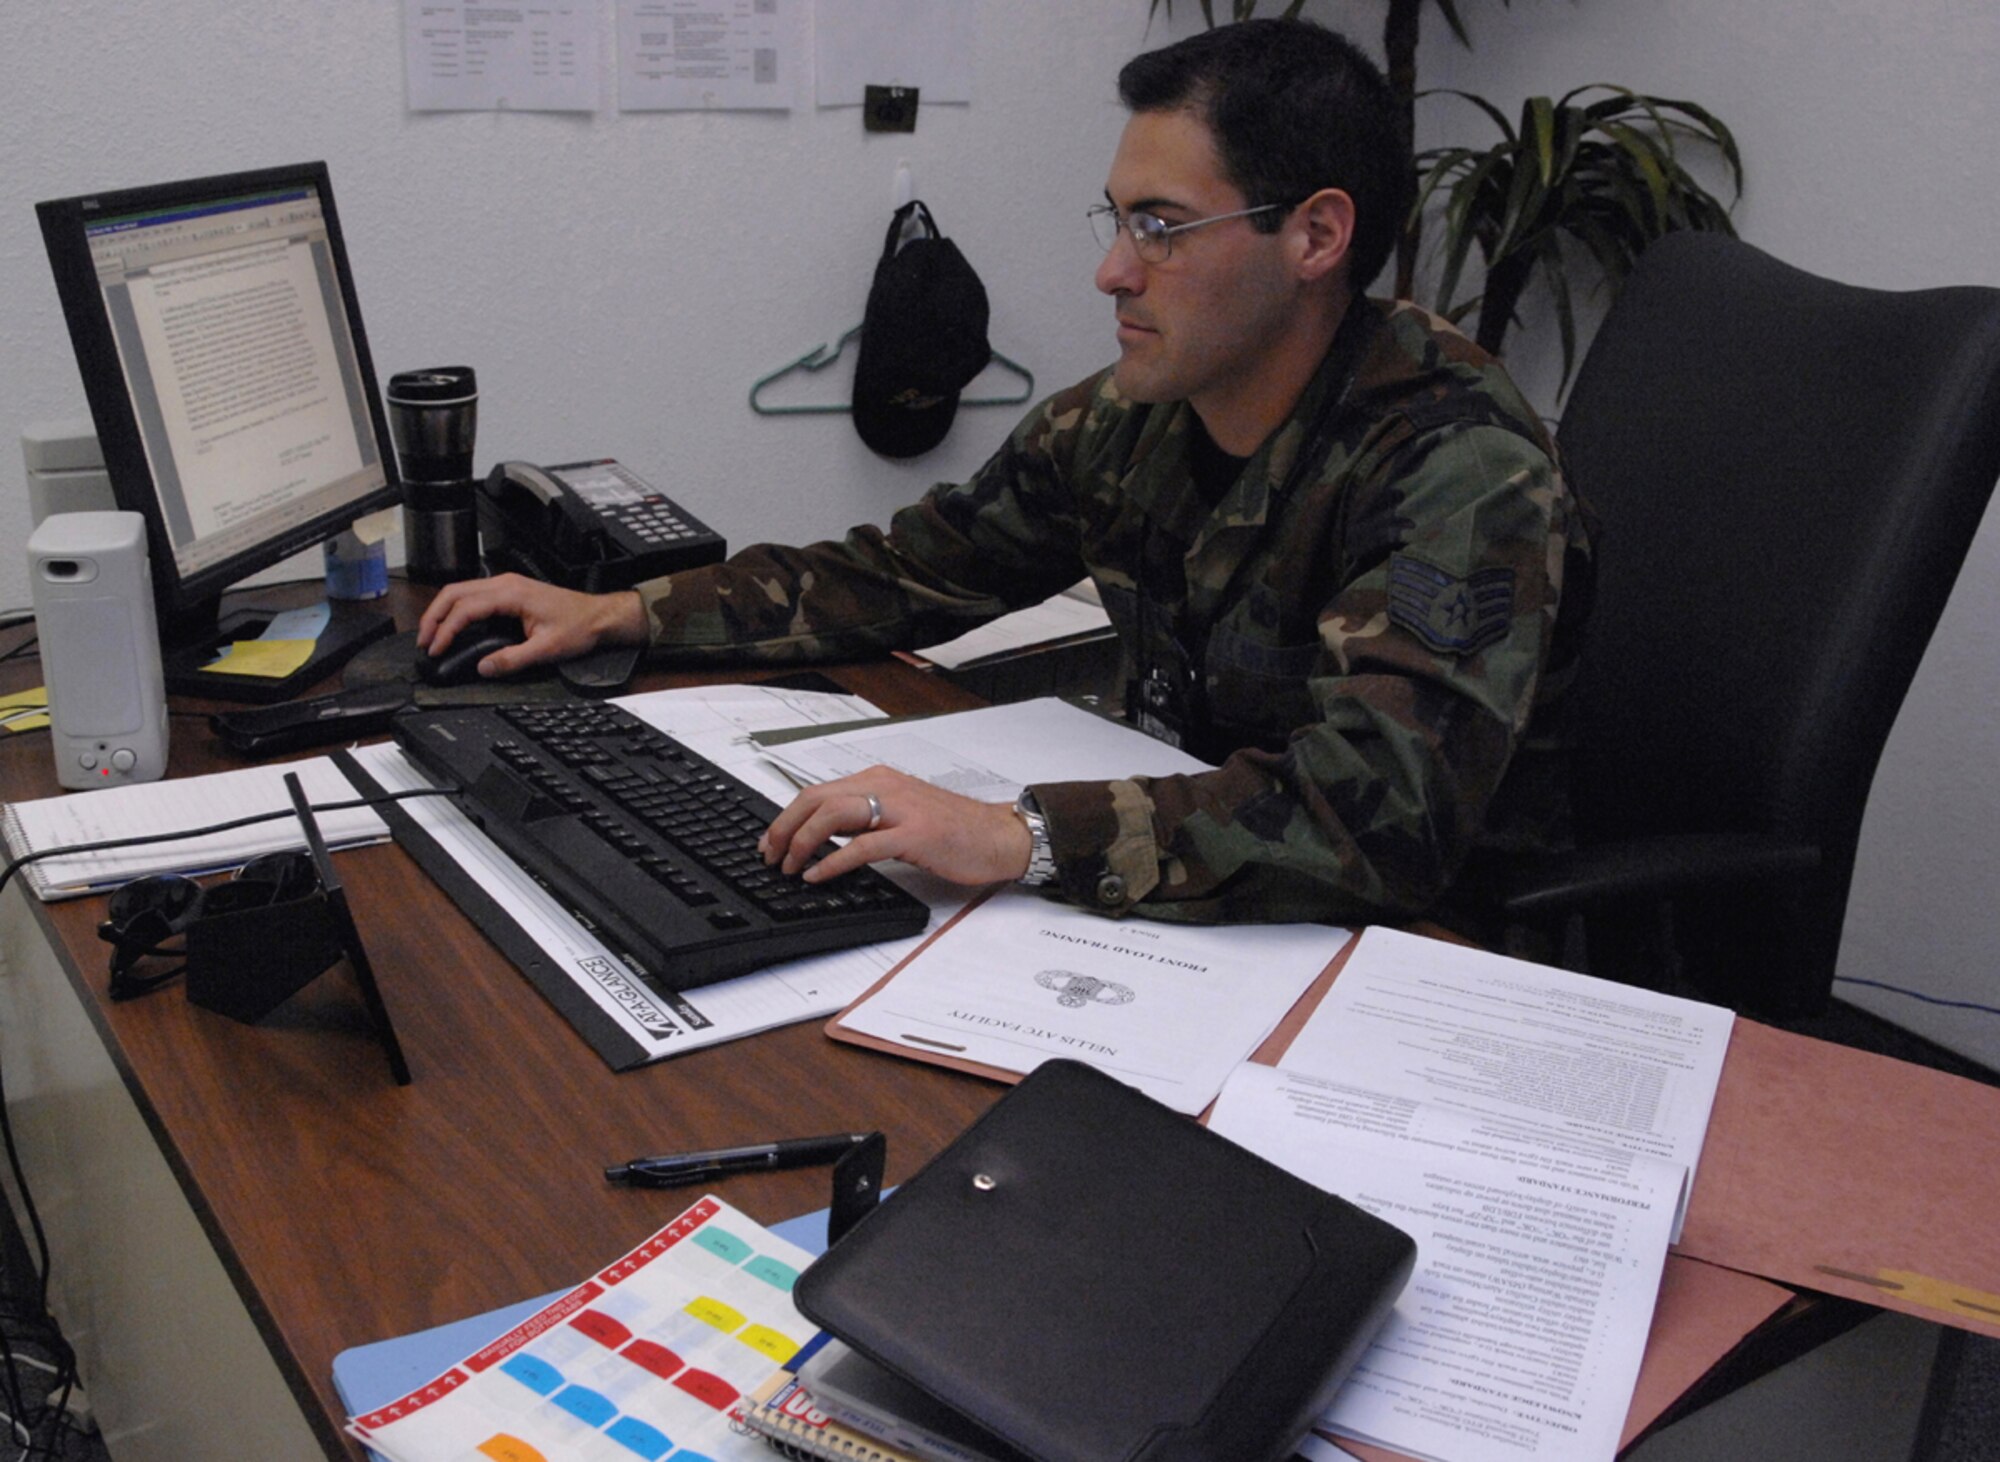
[349,1197,812,1462]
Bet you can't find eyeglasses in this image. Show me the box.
[1087,202,1287,263]
[97,851,320,1001]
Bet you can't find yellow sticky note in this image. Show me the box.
[203,639,316,678]
[0,688,50,734]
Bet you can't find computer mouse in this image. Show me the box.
[416,615,528,686]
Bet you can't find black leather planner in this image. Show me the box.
[794,1059,1416,1462]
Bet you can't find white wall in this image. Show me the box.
[4,1,1996,1065]
[0,2,1150,604]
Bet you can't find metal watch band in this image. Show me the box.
[1015,791,1058,886]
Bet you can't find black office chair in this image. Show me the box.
[1471,231,2000,1018]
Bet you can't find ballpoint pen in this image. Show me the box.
[606,1132,876,1188]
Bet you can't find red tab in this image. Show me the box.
[672,1368,739,1410]
[569,1309,633,1349]
[620,1338,685,1380]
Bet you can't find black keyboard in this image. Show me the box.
[391,702,930,991]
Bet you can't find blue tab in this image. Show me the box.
[605,1416,674,1458]
[551,1384,618,1427]
[497,1354,562,1395]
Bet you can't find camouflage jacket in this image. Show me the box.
[637,299,1593,927]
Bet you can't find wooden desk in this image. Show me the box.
[0,584,1918,1461]
[0,587,1015,1458]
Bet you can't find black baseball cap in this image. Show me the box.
[852,200,992,458]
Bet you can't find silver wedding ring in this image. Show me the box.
[862,793,883,831]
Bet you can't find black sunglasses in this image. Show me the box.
[97,851,320,1001]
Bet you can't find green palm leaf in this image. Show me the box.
[1412,85,1741,378]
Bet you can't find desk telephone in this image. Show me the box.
[478,458,726,593]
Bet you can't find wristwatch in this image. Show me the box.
[1014,791,1058,886]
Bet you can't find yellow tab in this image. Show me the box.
[0,688,48,712]
[684,1295,745,1333]
[1878,1270,2000,1323]
[202,639,316,678]
[477,1435,548,1462]
[736,1323,799,1362]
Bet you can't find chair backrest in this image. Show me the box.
[1557,231,2000,1009]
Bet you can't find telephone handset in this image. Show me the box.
[478,458,726,593]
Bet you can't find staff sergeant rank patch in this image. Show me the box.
[1387,552,1514,656]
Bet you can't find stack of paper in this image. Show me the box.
[758,694,1206,803]
[1,757,389,901]
[1210,928,1735,1462]
[912,582,1112,673]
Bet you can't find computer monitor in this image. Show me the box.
[36,161,401,701]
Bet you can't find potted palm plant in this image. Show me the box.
[1416,85,1741,384]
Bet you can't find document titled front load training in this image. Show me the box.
[829,887,1345,1114]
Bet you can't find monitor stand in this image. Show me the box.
[162,597,396,704]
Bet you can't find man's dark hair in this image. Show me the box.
[1117,19,1412,296]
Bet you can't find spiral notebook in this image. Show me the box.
[737,1365,931,1462]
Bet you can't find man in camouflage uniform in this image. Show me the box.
[420,19,1593,930]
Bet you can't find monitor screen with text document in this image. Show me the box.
[38,162,401,698]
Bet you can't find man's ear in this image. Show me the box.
[1293,187,1356,286]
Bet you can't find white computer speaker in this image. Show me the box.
[27,511,170,790]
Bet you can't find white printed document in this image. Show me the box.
[914,582,1111,671]
[1,758,389,901]
[1285,926,1733,1239]
[403,0,602,111]
[1206,927,1734,1462]
[760,695,1211,805]
[1211,1063,1682,1462]
[615,681,890,805]
[619,0,805,111]
[832,887,1348,1114]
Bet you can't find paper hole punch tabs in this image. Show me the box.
[851,200,993,458]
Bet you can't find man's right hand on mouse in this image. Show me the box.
[416,572,648,679]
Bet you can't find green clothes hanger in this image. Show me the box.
[749,326,1035,415]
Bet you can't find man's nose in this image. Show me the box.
[1096,229,1143,296]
